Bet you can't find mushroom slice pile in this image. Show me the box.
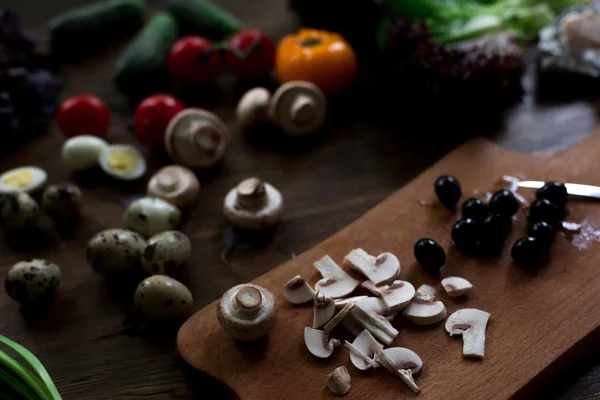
[344,249,400,286]
[313,255,360,298]
[442,276,473,298]
[313,291,336,328]
[351,301,399,345]
[376,347,423,394]
[403,284,447,326]
[283,275,315,304]
[344,330,383,370]
[304,327,340,359]
[324,302,355,332]
[361,280,415,311]
[445,308,490,359]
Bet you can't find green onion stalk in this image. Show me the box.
[0,335,62,400]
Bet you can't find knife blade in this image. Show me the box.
[517,181,600,200]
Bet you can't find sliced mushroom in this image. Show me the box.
[334,295,368,309]
[304,327,340,358]
[360,280,415,311]
[223,177,283,230]
[351,301,398,345]
[313,291,335,328]
[268,81,327,136]
[283,275,315,304]
[341,313,364,336]
[236,87,271,131]
[445,308,490,359]
[344,329,384,371]
[441,276,473,298]
[323,302,354,333]
[313,255,360,298]
[326,366,351,396]
[344,249,400,286]
[403,283,447,326]
[376,347,423,394]
[147,165,200,208]
[416,283,437,302]
[356,297,390,316]
[165,108,229,169]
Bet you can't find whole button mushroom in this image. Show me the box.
[142,231,191,276]
[5,259,61,304]
[236,87,271,132]
[165,109,230,169]
[268,81,326,136]
[217,283,278,341]
[86,229,146,276]
[134,275,193,319]
[124,197,182,237]
[0,192,41,230]
[223,177,283,230]
[41,183,83,220]
[147,165,200,208]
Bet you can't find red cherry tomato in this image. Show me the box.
[135,94,185,148]
[225,30,275,80]
[57,95,110,138]
[168,36,223,86]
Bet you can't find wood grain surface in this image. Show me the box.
[1,0,600,399]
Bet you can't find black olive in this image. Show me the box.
[434,175,461,209]
[537,182,567,210]
[461,198,488,221]
[488,189,519,218]
[528,199,562,227]
[528,221,556,248]
[482,213,512,239]
[414,238,446,273]
[511,237,544,269]
[451,218,479,254]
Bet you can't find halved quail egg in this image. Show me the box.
[0,166,47,194]
[61,135,109,171]
[99,144,146,180]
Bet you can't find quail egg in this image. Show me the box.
[41,183,83,220]
[99,144,146,180]
[142,231,191,275]
[61,135,109,171]
[0,192,41,230]
[86,229,146,276]
[0,166,47,194]
[134,275,193,319]
[5,259,61,304]
[124,197,181,237]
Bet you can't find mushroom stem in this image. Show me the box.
[290,94,316,124]
[156,171,179,192]
[351,304,398,345]
[235,286,263,314]
[396,369,420,394]
[236,177,267,211]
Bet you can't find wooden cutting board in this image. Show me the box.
[177,133,600,400]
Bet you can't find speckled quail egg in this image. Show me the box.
[142,231,191,275]
[5,259,61,304]
[134,275,193,319]
[61,135,109,171]
[99,144,146,180]
[41,183,83,220]
[0,192,41,230]
[86,229,146,276]
[0,166,47,194]
[123,197,181,237]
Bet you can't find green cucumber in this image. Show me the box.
[49,0,146,56]
[114,12,179,94]
[167,0,242,40]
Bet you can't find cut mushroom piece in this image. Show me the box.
[283,275,315,304]
[345,329,384,371]
[304,327,340,359]
[323,302,355,333]
[360,280,415,311]
[326,366,351,396]
[356,297,390,316]
[313,255,360,298]
[334,296,368,309]
[344,249,401,286]
[402,299,447,326]
[341,313,364,336]
[313,291,336,328]
[351,302,399,345]
[445,308,490,359]
[417,284,436,300]
[268,81,326,136]
[441,276,473,298]
[376,348,423,394]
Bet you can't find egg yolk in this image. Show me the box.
[107,151,138,173]
[3,170,34,188]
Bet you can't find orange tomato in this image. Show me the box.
[275,29,357,97]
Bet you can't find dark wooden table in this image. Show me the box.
[2,1,600,399]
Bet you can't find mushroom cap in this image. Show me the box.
[236,87,271,131]
[441,276,473,298]
[223,181,283,230]
[283,275,315,304]
[165,108,230,169]
[147,165,200,208]
[313,255,360,299]
[268,81,326,136]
